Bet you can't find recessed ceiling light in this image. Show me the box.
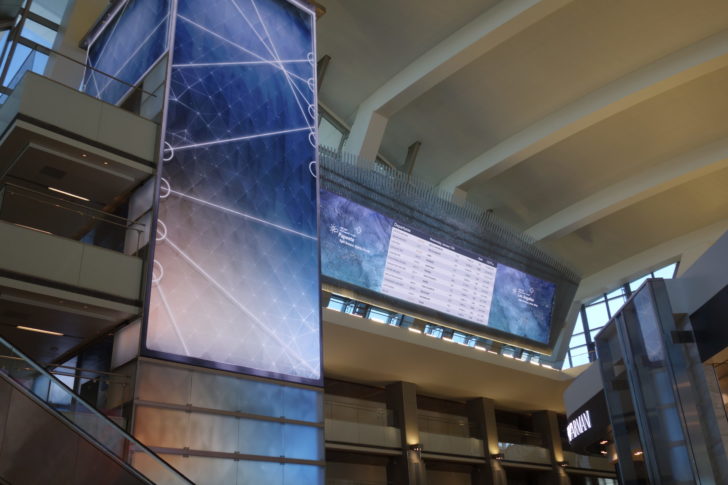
[48,187,90,202]
[600,440,609,445]
[633,450,643,456]
[17,325,64,336]
[81,153,87,157]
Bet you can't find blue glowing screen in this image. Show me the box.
[321,190,555,344]
[144,0,320,383]
[84,0,170,104]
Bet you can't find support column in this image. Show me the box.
[402,141,422,175]
[316,55,331,92]
[344,109,389,163]
[466,398,507,485]
[534,411,570,485]
[386,382,425,485]
[452,187,468,207]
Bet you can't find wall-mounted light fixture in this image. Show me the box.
[557,460,569,468]
[491,453,504,461]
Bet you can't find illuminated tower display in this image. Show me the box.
[146,0,321,385]
[84,0,322,482]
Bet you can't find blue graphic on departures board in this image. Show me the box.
[145,0,320,383]
[320,191,556,344]
[84,0,170,105]
[488,265,554,344]
[320,190,393,291]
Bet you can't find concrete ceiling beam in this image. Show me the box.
[439,30,728,192]
[525,138,728,241]
[573,218,728,303]
[344,0,572,160]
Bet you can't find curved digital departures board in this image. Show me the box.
[145,0,321,384]
[320,191,556,345]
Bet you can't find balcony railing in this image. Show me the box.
[497,427,545,447]
[0,182,145,254]
[498,442,551,464]
[563,451,615,472]
[417,412,470,437]
[324,399,400,449]
[325,398,394,427]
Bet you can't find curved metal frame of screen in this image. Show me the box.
[139,0,321,386]
[319,148,580,353]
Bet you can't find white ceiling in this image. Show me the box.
[317,0,728,288]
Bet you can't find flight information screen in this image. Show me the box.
[321,190,556,344]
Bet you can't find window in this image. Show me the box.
[30,0,72,25]
[585,303,610,329]
[562,261,678,369]
[0,1,66,92]
[629,275,649,293]
[423,324,443,338]
[569,332,586,348]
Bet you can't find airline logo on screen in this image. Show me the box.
[566,410,592,442]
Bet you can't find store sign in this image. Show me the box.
[567,410,592,442]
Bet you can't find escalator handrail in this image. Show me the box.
[0,336,194,485]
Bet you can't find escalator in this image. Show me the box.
[0,336,193,485]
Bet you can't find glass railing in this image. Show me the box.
[497,427,545,447]
[325,398,394,427]
[710,361,728,423]
[497,442,551,464]
[0,182,145,254]
[417,412,470,438]
[327,480,388,485]
[30,358,133,427]
[563,451,614,471]
[7,48,36,90]
[0,336,192,485]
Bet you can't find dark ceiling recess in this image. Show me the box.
[39,165,67,180]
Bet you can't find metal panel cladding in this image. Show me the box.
[144,0,320,384]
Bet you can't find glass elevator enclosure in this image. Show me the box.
[596,279,723,485]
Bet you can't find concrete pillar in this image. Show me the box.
[386,382,426,485]
[533,411,570,485]
[466,398,507,485]
[344,109,388,163]
[402,141,422,175]
[45,0,108,89]
[452,187,468,207]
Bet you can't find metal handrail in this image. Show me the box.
[0,336,193,484]
[1,355,131,380]
[325,399,389,413]
[2,182,145,232]
[16,36,158,98]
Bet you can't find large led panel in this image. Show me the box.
[321,191,556,344]
[143,0,320,384]
[84,0,170,104]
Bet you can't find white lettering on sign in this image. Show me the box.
[566,410,592,442]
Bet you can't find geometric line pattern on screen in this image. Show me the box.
[153,232,318,376]
[174,0,315,131]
